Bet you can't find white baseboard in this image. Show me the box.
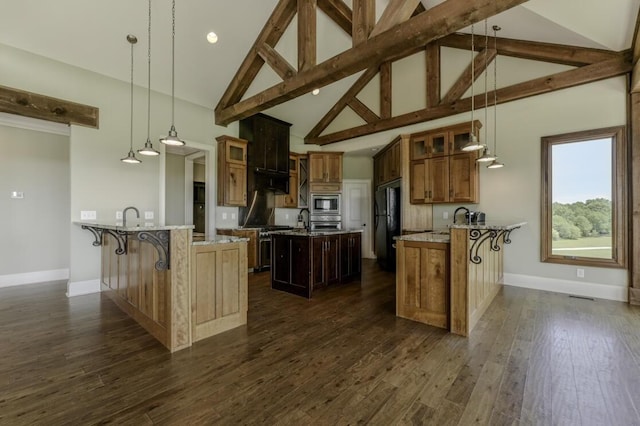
[66,279,101,297]
[0,269,69,288]
[503,273,628,302]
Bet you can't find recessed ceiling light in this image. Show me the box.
[312,88,320,96]
[206,32,218,44]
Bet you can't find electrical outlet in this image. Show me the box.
[231,213,236,220]
[116,211,123,219]
[285,214,289,220]
[144,211,154,220]
[443,211,449,220]
[222,213,228,220]
[81,210,97,220]
[10,191,24,199]
[577,268,585,278]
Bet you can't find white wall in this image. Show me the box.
[1,42,235,294]
[165,153,185,225]
[0,124,70,284]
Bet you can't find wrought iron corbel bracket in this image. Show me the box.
[469,227,519,264]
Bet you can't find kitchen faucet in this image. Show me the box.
[298,208,310,230]
[123,206,140,227]
[453,206,469,225]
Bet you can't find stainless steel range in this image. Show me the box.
[257,225,292,271]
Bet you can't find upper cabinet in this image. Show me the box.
[276,154,299,208]
[216,135,248,207]
[409,121,480,204]
[308,151,343,193]
[374,136,401,187]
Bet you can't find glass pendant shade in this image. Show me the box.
[476,146,497,163]
[122,148,142,164]
[487,159,504,169]
[138,138,160,156]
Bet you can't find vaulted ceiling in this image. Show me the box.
[1,0,638,151]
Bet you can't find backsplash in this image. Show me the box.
[274,208,302,227]
[216,206,239,229]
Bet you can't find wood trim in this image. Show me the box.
[369,0,420,39]
[450,228,469,336]
[215,0,529,125]
[440,33,623,67]
[352,0,375,46]
[380,61,392,118]
[298,0,317,71]
[425,43,441,108]
[257,44,297,80]
[215,0,297,112]
[318,0,352,36]
[0,85,99,128]
[170,228,192,352]
[306,53,632,145]
[631,92,640,303]
[347,97,379,123]
[441,48,496,105]
[634,6,640,62]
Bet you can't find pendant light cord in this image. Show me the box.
[470,24,474,125]
[493,25,499,154]
[147,0,151,140]
[171,0,176,127]
[484,20,488,148]
[130,40,134,150]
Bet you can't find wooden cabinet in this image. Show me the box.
[396,239,449,329]
[272,235,311,298]
[409,121,480,204]
[276,154,299,208]
[217,228,259,270]
[340,232,361,282]
[374,137,401,187]
[191,241,248,343]
[239,113,291,175]
[298,155,309,208]
[308,151,343,192]
[216,135,247,207]
[311,235,340,287]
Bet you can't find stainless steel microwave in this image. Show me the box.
[310,193,341,216]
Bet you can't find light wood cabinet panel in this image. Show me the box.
[449,152,478,203]
[374,137,402,187]
[428,156,450,203]
[217,135,248,207]
[308,151,343,191]
[217,228,258,270]
[396,240,449,329]
[191,241,248,343]
[410,160,426,204]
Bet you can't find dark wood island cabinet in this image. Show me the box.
[271,230,362,299]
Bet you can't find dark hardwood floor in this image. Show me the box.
[1,259,640,425]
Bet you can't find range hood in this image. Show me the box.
[242,190,275,227]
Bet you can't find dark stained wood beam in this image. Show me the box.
[215,0,530,125]
[0,85,99,128]
[215,0,296,112]
[412,2,426,16]
[380,61,392,119]
[347,97,379,123]
[440,33,621,67]
[352,0,375,46]
[318,0,352,36]
[305,53,632,145]
[426,43,441,108]
[257,44,297,80]
[298,0,317,71]
[369,0,421,38]
[441,48,496,105]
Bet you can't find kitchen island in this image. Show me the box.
[395,221,525,336]
[270,229,363,299]
[76,222,248,351]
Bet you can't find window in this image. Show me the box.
[541,126,627,268]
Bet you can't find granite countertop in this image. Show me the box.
[448,220,527,230]
[270,228,364,237]
[395,231,451,243]
[74,221,194,232]
[192,235,250,246]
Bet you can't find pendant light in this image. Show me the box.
[121,35,142,164]
[477,20,497,163]
[462,23,483,152]
[488,25,505,169]
[159,0,185,146]
[139,0,160,156]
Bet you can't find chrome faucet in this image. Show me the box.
[453,207,469,224]
[123,206,140,227]
[298,208,310,230]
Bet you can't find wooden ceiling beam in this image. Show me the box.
[441,48,496,105]
[0,85,99,128]
[369,0,421,39]
[426,43,441,108]
[215,0,297,112]
[631,7,640,92]
[298,0,317,71]
[215,0,529,125]
[440,33,620,67]
[305,53,632,145]
[380,61,392,119]
[352,0,375,46]
[318,0,353,36]
[347,97,379,123]
[257,44,297,80]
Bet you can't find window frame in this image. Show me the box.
[540,126,627,269]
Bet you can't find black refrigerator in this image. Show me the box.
[374,181,401,271]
